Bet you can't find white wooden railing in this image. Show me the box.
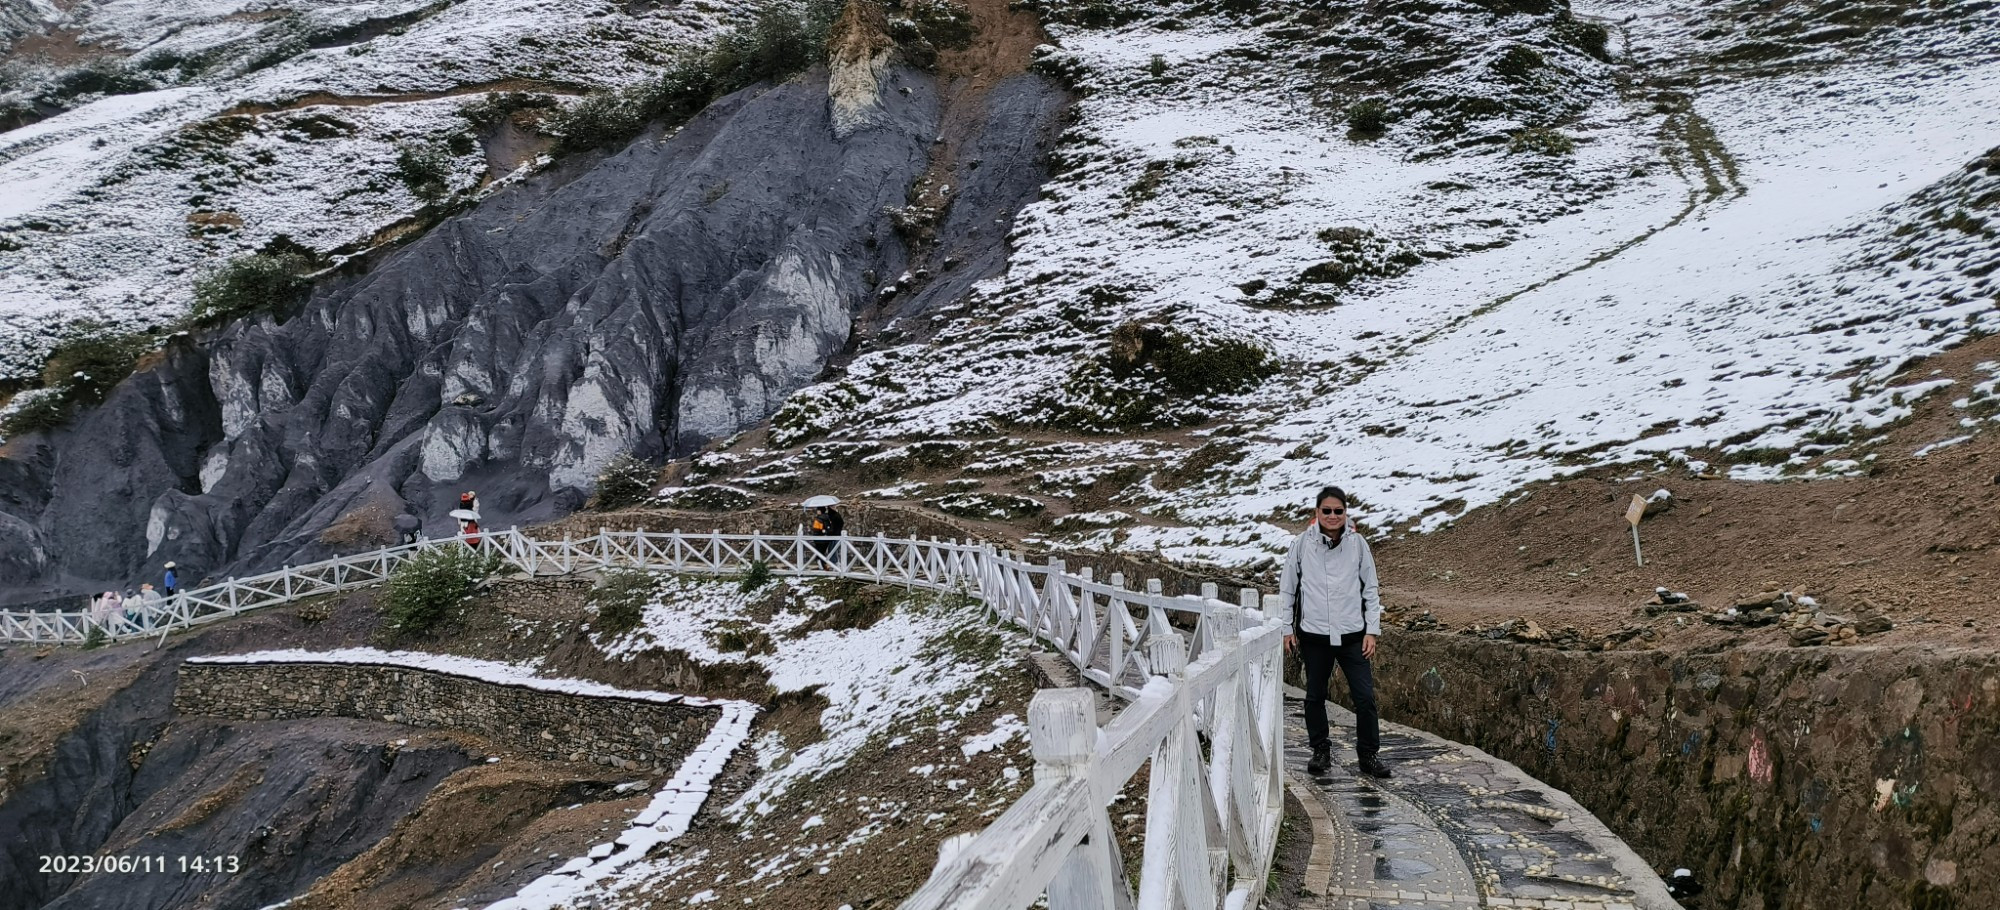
[0,529,1288,910]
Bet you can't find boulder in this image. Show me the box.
[1855,614,1895,635]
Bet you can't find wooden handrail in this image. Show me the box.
[0,527,1286,910]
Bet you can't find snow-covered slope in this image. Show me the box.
[574,574,1035,910]
[733,0,2000,567]
[0,0,740,377]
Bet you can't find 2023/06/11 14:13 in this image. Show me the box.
[39,855,241,874]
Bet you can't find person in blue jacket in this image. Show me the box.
[162,562,178,596]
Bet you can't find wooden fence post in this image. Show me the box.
[1035,688,1133,910]
[1137,634,1216,910]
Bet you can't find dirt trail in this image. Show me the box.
[1371,333,2000,652]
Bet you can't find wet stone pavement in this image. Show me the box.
[1283,694,1679,910]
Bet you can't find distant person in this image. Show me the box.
[459,490,480,514]
[809,504,844,566]
[1281,485,1390,779]
[162,561,178,596]
[393,513,422,546]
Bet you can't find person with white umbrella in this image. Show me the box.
[450,506,482,548]
[803,494,843,567]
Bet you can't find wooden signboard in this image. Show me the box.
[1625,494,1647,566]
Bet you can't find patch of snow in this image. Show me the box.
[959,714,1025,758]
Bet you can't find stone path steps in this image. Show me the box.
[1283,694,1679,910]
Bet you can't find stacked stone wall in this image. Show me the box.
[175,663,716,773]
[1356,636,1999,910]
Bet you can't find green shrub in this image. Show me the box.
[460,91,559,129]
[1053,324,1279,430]
[191,252,314,326]
[590,568,654,634]
[1346,98,1389,136]
[1148,54,1168,79]
[908,0,976,48]
[81,625,108,650]
[41,322,154,408]
[385,546,503,634]
[552,0,841,155]
[0,322,156,437]
[1152,333,1277,397]
[592,453,658,510]
[1508,127,1575,156]
[0,388,70,438]
[1554,18,1611,60]
[738,558,773,593]
[1491,44,1546,81]
[1293,227,1425,292]
[395,141,454,203]
[712,621,776,655]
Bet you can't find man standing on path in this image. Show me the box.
[1281,485,1391,779]
[162,562,177,596]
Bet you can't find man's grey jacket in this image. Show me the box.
[1278,525,1383,637]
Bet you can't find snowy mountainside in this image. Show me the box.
[719,0,2000,569]
[0,0,741,377]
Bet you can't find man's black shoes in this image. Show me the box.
[1359,757,1394,779]
[1306,746,1332,776]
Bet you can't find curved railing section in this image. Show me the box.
[0,529,1288,910]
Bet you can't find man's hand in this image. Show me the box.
[1362,634,1378,660]
[1284,634,1296,655]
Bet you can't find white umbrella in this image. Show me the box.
[801,495,840,508]
[449,509,481,521]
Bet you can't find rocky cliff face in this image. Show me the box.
[0,58,1065,601]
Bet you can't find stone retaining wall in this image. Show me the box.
[175,663,718,772]
[1359,636,1999,910]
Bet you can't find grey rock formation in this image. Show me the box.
[0,65,1067,603]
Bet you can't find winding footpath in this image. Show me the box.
[1281,692,1677,910]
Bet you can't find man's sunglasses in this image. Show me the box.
[1319,507,1346,515]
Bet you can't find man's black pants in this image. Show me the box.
[1298,630,1379,760]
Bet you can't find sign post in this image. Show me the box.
[1625,494,1647,567]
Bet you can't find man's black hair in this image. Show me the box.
[1314,485,1349,507]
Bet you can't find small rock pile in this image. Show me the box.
[1402,610,1446,632]
[1701,589,1894,646]
[1641,587,1700,616]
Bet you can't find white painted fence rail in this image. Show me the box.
[0,528,1289,910]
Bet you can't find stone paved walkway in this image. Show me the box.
[1282,692,1680,910]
